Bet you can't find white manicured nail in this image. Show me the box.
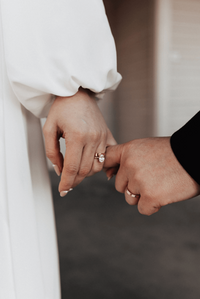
[53,164,61,176]
[107,175,114,181]
[60,188,73,197]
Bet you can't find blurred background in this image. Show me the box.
[101,0,200,142]
[49,0,200,298]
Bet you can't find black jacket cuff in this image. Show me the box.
[170,111,200,185]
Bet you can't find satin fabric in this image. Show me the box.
[0,0,121,298]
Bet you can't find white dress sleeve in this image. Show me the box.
[1,0,121,118]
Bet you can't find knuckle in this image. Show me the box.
[79,166,91,177]
[123,157,132,170]
[89,130,100,142]
[90,143,97,151]
[65,164,78,176]
[45,149,57,160]
[43,124,52,137]
[43,127,49,138]
[133,170,143,185]
[71,129,86,142]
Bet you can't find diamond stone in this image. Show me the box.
[99,154,105,163]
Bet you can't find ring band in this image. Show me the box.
[94,153,105,163]
[126,188,140,198]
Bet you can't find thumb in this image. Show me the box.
[104,144,124,168]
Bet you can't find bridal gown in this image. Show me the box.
[0,0,121,298]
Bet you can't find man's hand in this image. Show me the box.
[43,89,116,196]
[104,137,200,215]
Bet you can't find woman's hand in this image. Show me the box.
[43,88,116,196]
[104,137,200,215]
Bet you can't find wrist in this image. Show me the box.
[78,87,99,101]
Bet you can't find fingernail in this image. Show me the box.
[53,164,61,176]
[107,175,114,181]
[60,188,73,197]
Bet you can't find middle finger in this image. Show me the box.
[59,140,83,195]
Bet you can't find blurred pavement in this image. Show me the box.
[50,171,200,299]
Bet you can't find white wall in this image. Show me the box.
[113,0,155,143]
[155,0,200,136]
[169,0,200,133]
[104,0,200,139]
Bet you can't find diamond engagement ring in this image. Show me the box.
[94,153,105,163]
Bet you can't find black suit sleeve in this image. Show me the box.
[170,111,200,185]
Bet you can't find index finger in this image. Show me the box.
[59,140,83,196]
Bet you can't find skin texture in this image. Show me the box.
[43,88,116,194]
[104,137,200,215]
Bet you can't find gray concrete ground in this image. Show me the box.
[50,171,200,299]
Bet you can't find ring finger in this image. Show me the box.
[73,144,97,186]
[87,141,107,176]
[93,145,107,173]
[125,187,140,205]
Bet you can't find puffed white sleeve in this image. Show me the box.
[1,0,122,118]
